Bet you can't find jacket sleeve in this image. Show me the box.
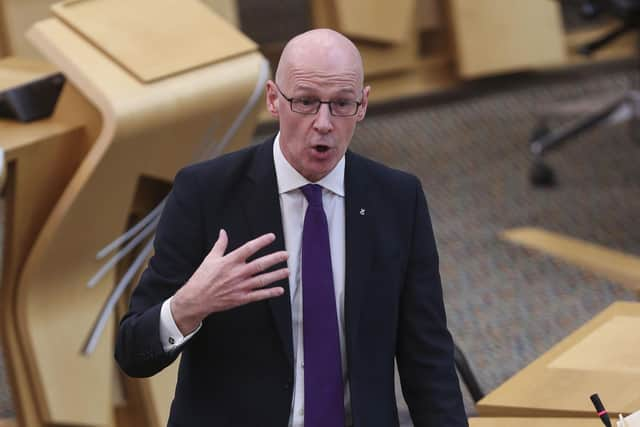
[115,167,207,377]
[396,177,468,427]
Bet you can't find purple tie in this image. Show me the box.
[301,184,345,427]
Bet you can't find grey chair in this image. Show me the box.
[529,0,640,187]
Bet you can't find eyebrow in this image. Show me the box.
[292,86,358,98]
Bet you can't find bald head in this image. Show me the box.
[265,29,370,182]
[275,29,364,90]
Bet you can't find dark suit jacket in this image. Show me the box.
[115,137,467,427]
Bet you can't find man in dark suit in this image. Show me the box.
[115,29,467,427]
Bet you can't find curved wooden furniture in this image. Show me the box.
[501,227,640,298]
[477,302,640,418]
[0,0,57,59]
[0,1,267,426]
[469,418,611,427]
[0,57,99,427]
[0,0,239,59]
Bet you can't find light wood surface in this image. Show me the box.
[358,36,421,77]
[0,0,57,58]
[469,417,614,426]
[366,56,456,102]
[19,13,263,425]
[417,0,442,31]
[0,0,266,425]
[448,0,567,78]
[0,56,57,91]
[0,2,7,57]
[477,301,640,417]
[310,0,422,77]
[307,0,637,103]
[548,316,638,372]
[51,0,256,82]
[200,0,239,27]
[334,0,415,44]
[501,227,640,293]
[0,81,98,427]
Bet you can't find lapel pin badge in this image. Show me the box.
[359,208,366,216]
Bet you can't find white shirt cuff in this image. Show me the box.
[159,297,201,352]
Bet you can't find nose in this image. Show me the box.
[312,103,333,134]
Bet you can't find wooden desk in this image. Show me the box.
[469,417,613,427]
[0,80,99,427]
[0,0,58,58]
[448,0,566,78]
[501,228,640,297]
[477,302,640,418]
[0,56,57,90]
[1,2,266,425]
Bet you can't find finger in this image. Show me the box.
[241,267,289,291]
[241,250,288,277]
[227,233,276,262]
[209,229,228,258]
[243,286,285,304]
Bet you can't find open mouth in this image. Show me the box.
[313,145,330,153]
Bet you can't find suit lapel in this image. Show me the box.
[240,144,375,367]
[243,138,293,367]
[344,151,375,354]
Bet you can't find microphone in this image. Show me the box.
[590,393,612,427]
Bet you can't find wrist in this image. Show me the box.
[170,290,204,335]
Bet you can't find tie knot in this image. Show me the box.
[301,184,323,207]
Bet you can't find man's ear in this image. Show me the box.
[356,85,371,122]
[266,80,280,118]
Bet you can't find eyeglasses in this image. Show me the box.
[274,83,362,117]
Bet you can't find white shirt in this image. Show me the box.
[158,133,351,426]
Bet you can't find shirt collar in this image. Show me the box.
[273,132,345,197]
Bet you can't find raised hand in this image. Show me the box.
[171,229,288,334]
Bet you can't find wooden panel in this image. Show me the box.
[417,0,443,31]
[334,0,415,44]
[0,83,98,427]
[359,37,419,77]
[0,56,57,91]
[366,56,456,103]
[501,227,640,292]
[51,0,256,82]
[200,0,238,27]
[477,302,640,418]
[469,417,613,427]
[0,0,57,58]
[11,10,263,425]
[310,0,420,77]
[449,0,566,78]
[0,1,7,57]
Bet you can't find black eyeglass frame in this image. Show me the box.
[273,83,363,117]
